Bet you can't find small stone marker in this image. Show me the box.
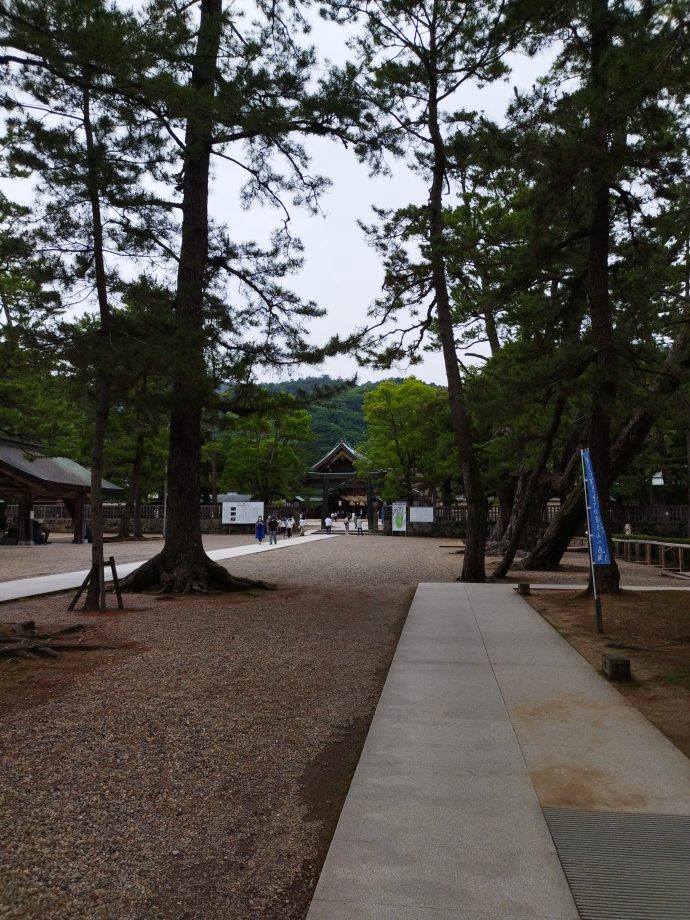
[602,653,631,682]
[516,582,531,596]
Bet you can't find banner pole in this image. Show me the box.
[581,449,604,634]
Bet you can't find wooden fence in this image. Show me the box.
[5,500,689,534]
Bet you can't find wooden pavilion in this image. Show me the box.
[0,435,121,544]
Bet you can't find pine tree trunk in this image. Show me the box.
[121,0,270,594]
[492,396,565,578]
[686,428,690,517]
[524,331,690,570]
[487,481,514,547]
[427,59,486,582]
[82,84,111,612]
[129,427,145,538]
[577,0,620,592]
[85,379,109,609]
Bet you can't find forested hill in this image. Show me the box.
[263,375,404,463]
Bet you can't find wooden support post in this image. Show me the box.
[109,556,124,610]
[68,565,97,612]
[68,558,125,612]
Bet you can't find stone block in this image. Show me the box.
[602,653,631,682]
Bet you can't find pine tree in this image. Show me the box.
[1,0,171,607]
[328,0,535,580]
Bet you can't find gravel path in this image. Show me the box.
[0,534,678,920]
[0,534,258,583]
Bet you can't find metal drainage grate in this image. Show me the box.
[543,808,690,920]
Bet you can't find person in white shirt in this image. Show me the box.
[324,515,332,534]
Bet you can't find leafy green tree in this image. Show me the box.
[357,378,455,502]
[0,193,65,438]
[3,0,366,594]
[503,0,690,580]
[267,375,388,463]
[220,407,313,505]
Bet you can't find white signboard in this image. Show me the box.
[222,501,264,525]
[410,506,434,523]
[392,501,407,533]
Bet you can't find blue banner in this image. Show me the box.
[582,449,611,565]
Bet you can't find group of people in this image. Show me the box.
[255,509,367,543]
[324,512,365,535]
[255,513,306,544]
[0,517,50,544]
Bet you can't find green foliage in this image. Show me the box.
[356,378,457,501]
[263,375,403,463]
[220,406,313,504]
[661,669,690,689]
[1,0,689,546]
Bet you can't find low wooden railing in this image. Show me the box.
[612,538,690,575]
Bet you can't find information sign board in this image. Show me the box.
[410,507,433,523]
[392,501,407,533]
[222,501,264,525]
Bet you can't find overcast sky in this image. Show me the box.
[1,4,555,389]
[206,16,554,387]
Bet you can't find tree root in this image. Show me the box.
[120,552,275,595]
[0,622,114,660]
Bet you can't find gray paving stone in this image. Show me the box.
[478,630,590,666]
[311,836,578,919]
[333,772,551,848]
[307,900,565,919]
[362,710,519,756]
[353,720,525,782]
[394,636,489,664]
[379,661,508,720]
[307,582,690,920]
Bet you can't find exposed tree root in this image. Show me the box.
[0,621,114,660]
[120,551,275,595]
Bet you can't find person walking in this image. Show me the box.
[268,516,279,545]
[344,514,350,534]
[255,516,266,544]
[356,514,364,535]
[324,514,332,534]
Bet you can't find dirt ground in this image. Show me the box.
[527,589,690,759]
[0,536,454,920]
[1,537,689,919]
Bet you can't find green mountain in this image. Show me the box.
[263,375,403,464]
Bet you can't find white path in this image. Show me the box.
[0,533,335,603]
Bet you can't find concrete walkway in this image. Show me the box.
[307,582,690,919]
[0,533,334,603]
